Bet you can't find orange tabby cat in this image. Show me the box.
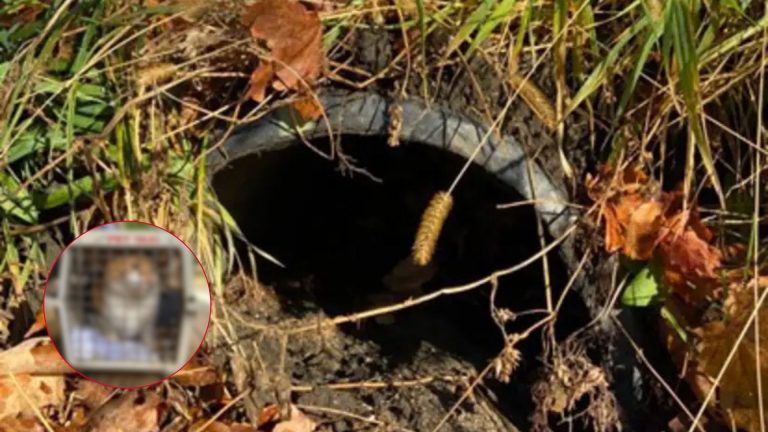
[98,255,161,345]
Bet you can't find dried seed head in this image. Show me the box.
[387,103,403,148]
[411,191,453,266]
[136,63,177,86]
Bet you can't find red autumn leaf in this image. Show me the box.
[660,228,721,282]
[243,0,324,101]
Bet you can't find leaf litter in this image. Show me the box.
[588,164,766,431]
[243,0,324,103]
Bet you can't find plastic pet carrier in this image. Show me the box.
[46,228,203,377]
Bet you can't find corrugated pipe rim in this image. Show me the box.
[207,90,645,428]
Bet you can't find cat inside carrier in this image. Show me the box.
[44,223,210,387]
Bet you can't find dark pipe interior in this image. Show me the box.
[213,135,590,427]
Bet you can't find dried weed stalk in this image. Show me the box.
[531,340,619,431]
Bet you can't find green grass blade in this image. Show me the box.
[416,0,427,57]
[566,17,649,116]
[446,0,496,57]
[32,174,118,210]
[668,0,723,202]
[0,171,39,223]
[468,0,518,55]
[616,25,663,119]
[7,126,68,163]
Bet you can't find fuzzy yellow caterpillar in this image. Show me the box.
[411,191,453,266]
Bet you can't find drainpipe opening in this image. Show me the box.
[212,133,592,428]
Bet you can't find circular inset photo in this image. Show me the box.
[43,221,212,388]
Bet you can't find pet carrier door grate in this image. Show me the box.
[50,229,198,376]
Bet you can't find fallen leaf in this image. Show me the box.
[172,361,219,387]
[0,416,46,432]
[88,391,163,432]
[0,373,64,421]
[691,278,768,432]
[24,309,47,338]
[587,166,722,299]
[621,264,662,307]
[258,403,280,426]
[243,0,324,101]
[601,192,645,253]
[0,338,71,375]
[76,380,113,410]
[623,200,664,260]
[248,64,274,102]
[659,228,721,290]
[190,420,254,432]
[290,96,323,122]
[273,405,316,432]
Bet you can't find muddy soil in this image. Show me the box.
[219,275,523,431]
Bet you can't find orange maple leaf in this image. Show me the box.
[623,200,664,260]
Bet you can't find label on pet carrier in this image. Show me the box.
[43,221,212,389]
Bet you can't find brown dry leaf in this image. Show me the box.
[587,166,723,295]
[0,373,64,422]
[88,391,163,432]
[600,204,624,253]
[601,192,646,253]
[586,164,655,254]
[0,416,47,432]
[24,309,47,338]
[273,405,316,432]
[622,199,664,260]
[0,338,71,375]
[244,0,324,101]
[692,278,768,432]
[0,4,44,26]
[290,96,323,122]
[76,380,113,410]
[172,361,219,387]
[248,64,274,102]
[659,228,721,290]
[190,420,254,432]
[257,404,280,426]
